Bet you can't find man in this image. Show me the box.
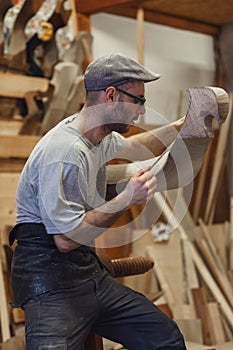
[10,53,187,349]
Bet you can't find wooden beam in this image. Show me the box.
[71,0,79,36]
[188,238,233,331]
[144,9,219,36]
[77,0,137,14]
[77,0,219,36]
[0,159,26,173]
[204,92,233,223]
[191,288,216,345]
[230,197,233,270]
[137,7,144,65]
[0,72,49,99]
[153,192,233,330]
[104,7,220,36]
[0,135,40,158]
[195,237,233,309]
[206,302,225,344]
[0,119,23,136]
[0,258,11,342]
[77,13,91,32]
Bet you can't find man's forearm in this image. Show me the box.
[129,117,184,155]
[117,117,185,161]
[56,167,156,252]
[63,191,130,249]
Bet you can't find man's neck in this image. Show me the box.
[72,108,109,146]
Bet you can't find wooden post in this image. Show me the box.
[137,7,145,126]
[230,197,233,270]
[76,5,92,71]
[137,7,144,65]
[0,258,11,341]
[71,0,79,37]
[192,287,216,345]
[153,192,233,330]
[204,92,233,224]
[192,139,213,223]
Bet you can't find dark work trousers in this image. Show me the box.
[22,270,187,350]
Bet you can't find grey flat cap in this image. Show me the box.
[84,53,160,91]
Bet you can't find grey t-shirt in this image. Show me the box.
[16,115,126,235]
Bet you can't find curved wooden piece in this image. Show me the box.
[61,31,93,73]
[24,0,57,41]
[63,75,85,118]
[180,87,229,138]
[106,86,229,192]
[0,0,12,52]
[39,61,78,134]
[24,0,65,78]
[3,0,44,56]
[3,0,26,55]
[54,0,77,60]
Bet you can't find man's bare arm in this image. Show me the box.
[117,117,185,161]
[53,168,157,252]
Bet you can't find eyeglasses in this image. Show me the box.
[115,87,146,106]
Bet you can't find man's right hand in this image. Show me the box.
[62,168,157,249]
[123,167,157,207]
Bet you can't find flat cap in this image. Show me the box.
[84,53,160,91]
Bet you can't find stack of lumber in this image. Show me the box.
[124,190,233,350]
[0,123,41,343]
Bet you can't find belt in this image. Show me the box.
[10,222,105,307]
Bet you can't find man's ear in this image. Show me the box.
[105,86,117,103]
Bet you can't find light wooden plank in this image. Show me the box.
[0,72,49,98]
[123,229,160,296]
[185,342,215,350]
[0,173,20,228]
[0,159,26,173]
[204,92,233,224]
[172,304,197,320]
[197,223,233,309]
[166,189,196,239]
[183,239,199,304]
[196,236,233,309]
[151,230,184,304]
[0,135,40,158]
[146,229,184,308]
[0,173,19,196]
[146,245,176,309]
[191,288,214,346]
[12,308,24,324]
[175,319,203,344]
[230,197,233,270]
[192,139,213,223]
[198,219,227,276]
[153,192,233,331]
[208,223,228,271]
[188,239,233,330]
[0,119,23,135]
[77,0,135,13]
[215,342,233,350]
[206,302,225,345]
[0,259,11,342]
[137,7,144,65]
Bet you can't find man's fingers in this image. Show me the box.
[135,166,151,177]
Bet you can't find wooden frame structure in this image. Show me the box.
[76,0,233,36]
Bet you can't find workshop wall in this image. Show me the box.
[91,13,215,124]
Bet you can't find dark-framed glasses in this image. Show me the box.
[115,87,146,106]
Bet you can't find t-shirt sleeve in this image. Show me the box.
[102,132,127,161]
